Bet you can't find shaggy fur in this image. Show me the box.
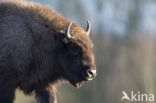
[0,0,96,103]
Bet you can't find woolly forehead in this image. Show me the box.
[67,23,93,49]
[70,33,93,50]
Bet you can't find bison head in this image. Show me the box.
[56,21,96,88]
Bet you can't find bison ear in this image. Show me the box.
[62,38,68,44]
[44,24,50,28]
[54,22,74,44]
[54,32,68,44]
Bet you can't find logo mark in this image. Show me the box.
[121,91,154,102]
[121,91,130,101]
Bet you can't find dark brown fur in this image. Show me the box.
[0,0,96,103]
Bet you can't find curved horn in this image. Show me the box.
[86,20,91,35]
[65,22,72,38]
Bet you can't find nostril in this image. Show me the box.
[88,70,94,76]
[87,70,96,77]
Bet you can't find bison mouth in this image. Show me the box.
[68,74,95,88]
[66,69,96,88]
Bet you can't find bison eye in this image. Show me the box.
[69,46,82,56]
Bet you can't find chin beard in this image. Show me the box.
[73,81,84,88]
[69,80,84,88]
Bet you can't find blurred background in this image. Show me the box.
[14,0,156,103]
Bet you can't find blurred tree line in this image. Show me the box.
[15,0,156,103]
